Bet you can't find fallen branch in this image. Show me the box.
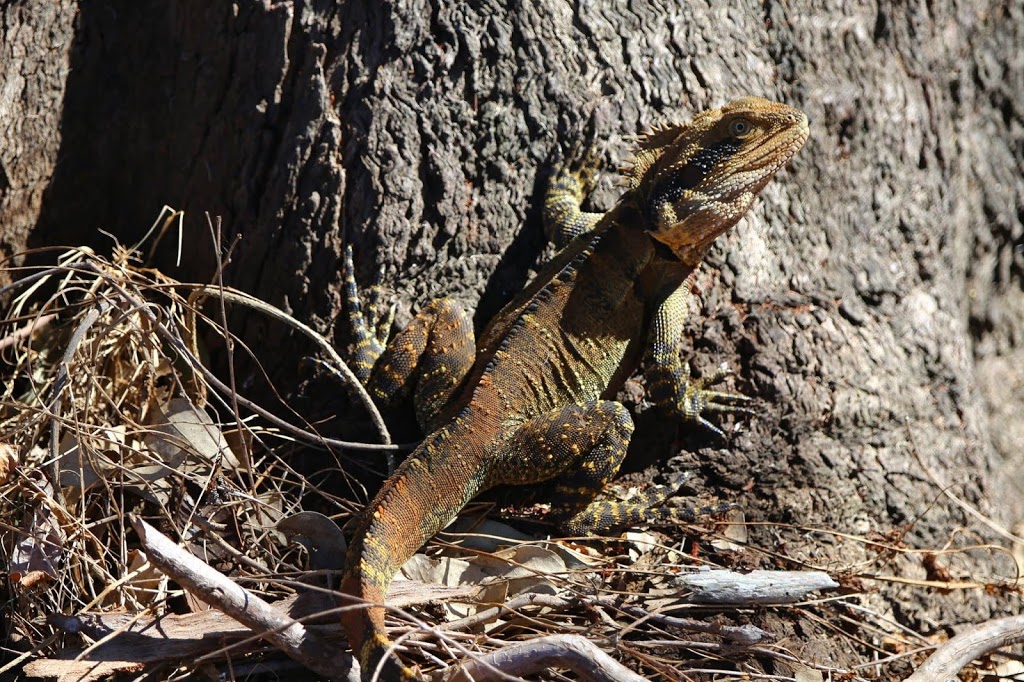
[436,592,573,635]
[903,614,1024,682]
[615,603,771,645]
[0,311,56,351]
[443,634,649,682]
[130,514,355,681]
[674,569,839,605]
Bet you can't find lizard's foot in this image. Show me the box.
[344,244,396,385]
[560,474,736,534]
[639,473,738,524]
[678,363,756,439]
[543,145,604,249]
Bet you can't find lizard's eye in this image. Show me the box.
[729,118,752,137]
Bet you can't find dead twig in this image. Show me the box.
[436,593,573,635]
[903,614,1024,682]
[188,284,391,448]
[0,312,56,351]
[444,633,649,682]
[79,262,398,453]
[614,603,771,645]
[47,301,108,502]
[129,514,355,681]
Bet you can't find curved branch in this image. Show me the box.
[188,284,391,446]
[444,634,649,682]
[904,615,1024,682]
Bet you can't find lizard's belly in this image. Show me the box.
[480,294,645,426]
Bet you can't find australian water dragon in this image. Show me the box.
[340,97,809,680]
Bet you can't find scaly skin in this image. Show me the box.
[341,97,809,680]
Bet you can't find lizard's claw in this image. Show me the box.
[678,363,756,439]
[344,244,395,384]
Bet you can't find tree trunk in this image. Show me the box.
[3,0,1023,678]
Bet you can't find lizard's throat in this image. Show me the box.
[650,224,727,266]
[645,191,756,266]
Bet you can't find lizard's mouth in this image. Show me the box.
[749,116,809,172]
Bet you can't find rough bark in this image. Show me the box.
[2,0,1023,678]
[0,0,76,270]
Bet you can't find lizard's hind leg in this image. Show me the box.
[369,297,475,433]
[489,400,729,536]
[345,245,475,432]
[487,401,633,534]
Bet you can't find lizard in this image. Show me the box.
[340,97,809,681]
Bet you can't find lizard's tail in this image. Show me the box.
[340,547,421,681]
[341,433,485,681]
[341,518,422,681]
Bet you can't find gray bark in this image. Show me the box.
[0,0,75,266]
[2,0,1023,678]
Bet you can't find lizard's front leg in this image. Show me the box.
[543,147,605,250]
[644,282,755,438]
[345,245,476,433]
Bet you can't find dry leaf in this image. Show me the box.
[10,478,66,585]
[441,516,535,552]
[143,397,239,473]
[710,507,748,552]
[121,549,165,608]
[624,530,661,561]
[22,659,145,682]
[400,554,498,625]
[17,570,54,589]
[277,511,347,570]
[57,432,109,492]
[486,544,568,581]
[794,666,824,682]
[0,443,17,484]
[221,427,252,471]
[401,553,475,587]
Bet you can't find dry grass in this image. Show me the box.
[0,238,355,679]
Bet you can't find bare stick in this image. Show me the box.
[673,569,839,605]
[188,284,391,446]
[435,593,573,635]
[47,301,108,501]
[129,514,355,681]
[0,311,56,350]
[903,614,1024,682]
[445,634,650,682]
[614,603,770,645]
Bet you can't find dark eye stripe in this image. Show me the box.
[646,137,741,225]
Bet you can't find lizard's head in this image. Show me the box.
[627,97,809,264]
